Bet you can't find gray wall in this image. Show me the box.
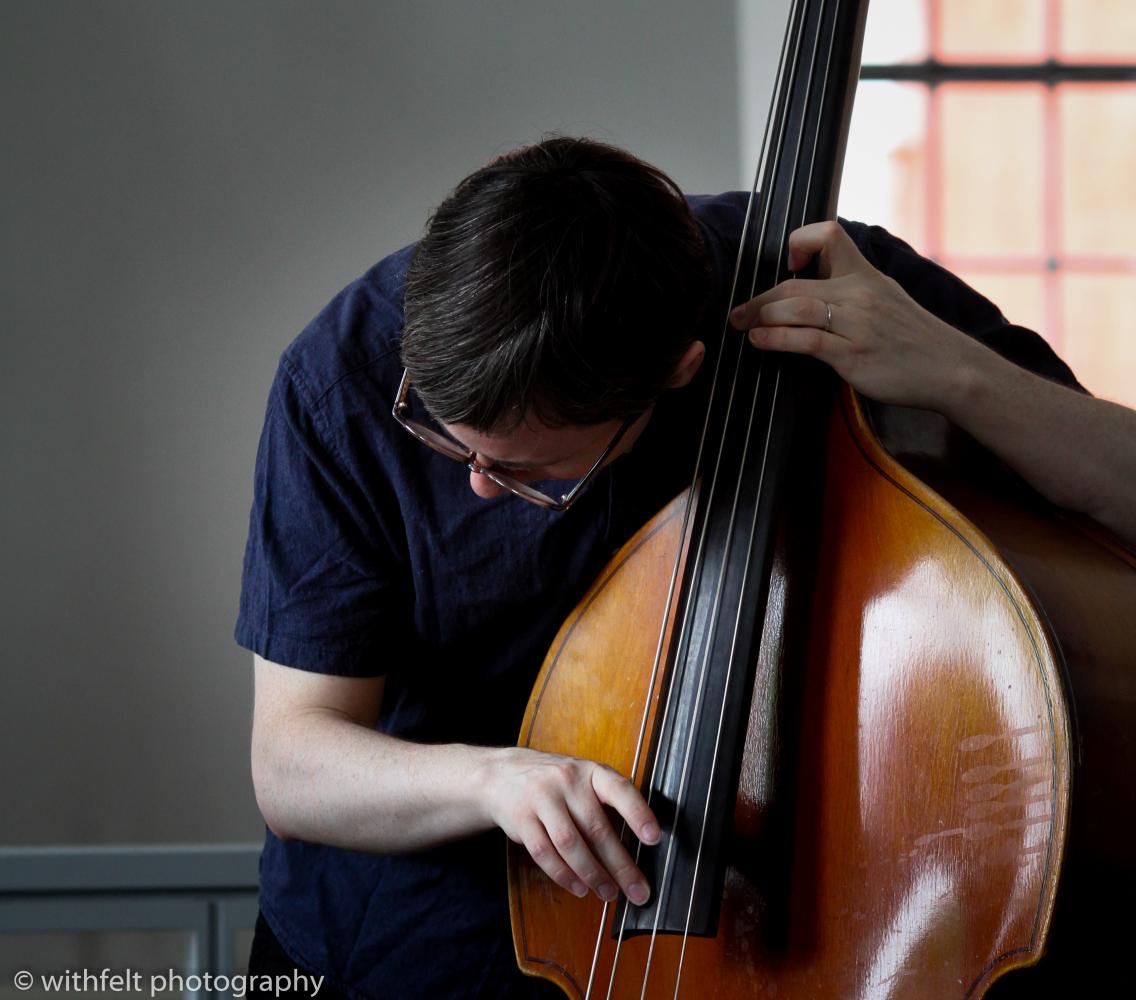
[2,1,784,845]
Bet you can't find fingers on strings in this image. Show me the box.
[738,298,848,361]
[524,767,657,905]
[786,220,866,275]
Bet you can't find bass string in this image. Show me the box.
[668,3,843,997]
[620,8,814,995]
[584,166,776,997]
[583,179,771,1000]
[628,2,833,993]
[583,1,811,997]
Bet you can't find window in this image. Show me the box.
[840,0,1136,406]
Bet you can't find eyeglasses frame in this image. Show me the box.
[392,368,638,511]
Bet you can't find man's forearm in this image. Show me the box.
[252,710,499,852]
[251,708,661,904]
[942,351,1136,547]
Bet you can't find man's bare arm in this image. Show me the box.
[938,352,1136,544]
[250,655,658,905]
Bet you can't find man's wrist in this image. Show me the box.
[935,340,1017,431]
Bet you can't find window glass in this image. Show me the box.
[940,84,1046,256]
[938,0,1046,61]
[1060,0,1136,60]
[1062,274,1136,406]
[840,82,928,247]
[852,0,1135,404]
[861,0,928,64]
[1060,84,1136,256]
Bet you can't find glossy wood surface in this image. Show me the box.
[508,388,1097,999]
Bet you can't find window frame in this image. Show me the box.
[856,0,1136,356]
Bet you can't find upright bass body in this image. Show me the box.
[510,0,1135,993]
[508,388,1136,998]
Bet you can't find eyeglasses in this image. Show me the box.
[392,369,638,511]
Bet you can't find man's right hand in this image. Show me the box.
[481,747,660,906]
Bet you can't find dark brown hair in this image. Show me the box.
[401,136,711,431]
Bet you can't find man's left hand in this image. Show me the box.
[728,220,992,413]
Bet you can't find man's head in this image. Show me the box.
[400,136,712,436]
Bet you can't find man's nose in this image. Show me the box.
[468,468,510,499]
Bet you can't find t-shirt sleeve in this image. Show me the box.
[842,220,1087,392]
[235,357,409,676]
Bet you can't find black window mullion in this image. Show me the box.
[861,61,1136,84]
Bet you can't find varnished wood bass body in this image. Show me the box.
[509,387,1136,998]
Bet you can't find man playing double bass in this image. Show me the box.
[237,137,1136,997]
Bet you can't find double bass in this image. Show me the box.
[508,0,1136,995]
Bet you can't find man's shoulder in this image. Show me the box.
[687,191,751,228]
[278,243,416,411]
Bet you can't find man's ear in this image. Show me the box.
[666,340,706,388]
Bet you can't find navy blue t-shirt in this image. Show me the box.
[235,193,1081,999]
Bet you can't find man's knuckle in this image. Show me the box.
[550,826,578,852]
[590,763,623,792]
[563,760,589,785]
[604,770,631,792]
[582,815,611,842]
[612,859,640,884]
[539,857,570,882]
[528,838,550,860]
[577,865,604,886]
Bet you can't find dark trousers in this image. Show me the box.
[246,908,563,999]
[247,910,350,998]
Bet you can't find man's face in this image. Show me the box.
[433,338,705,502]
[442,411,652,501]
